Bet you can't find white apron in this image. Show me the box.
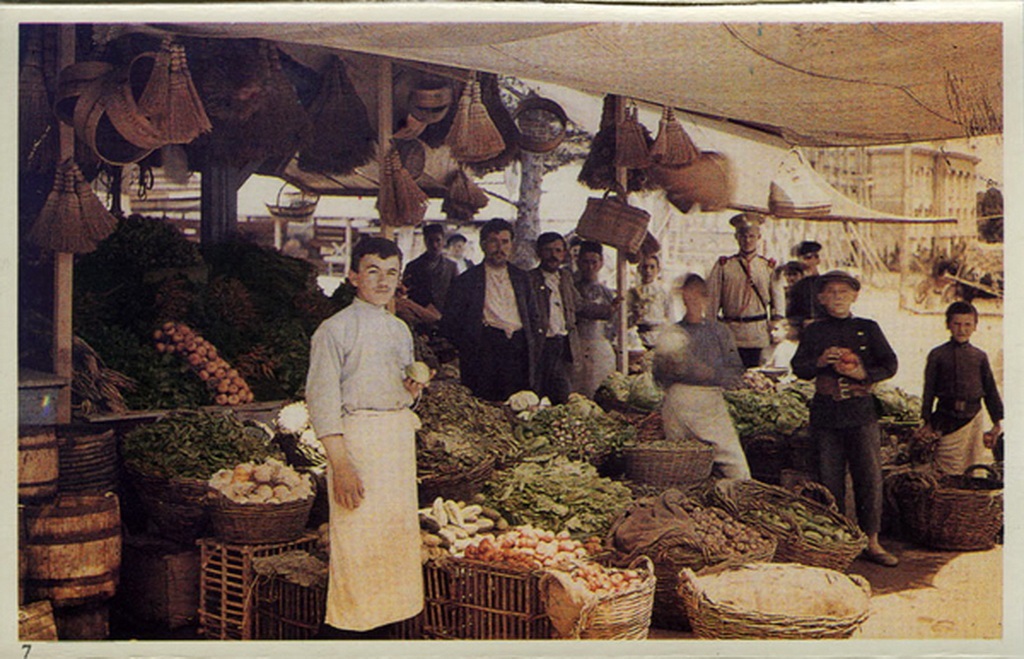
[326,408,423,630]
[573,338,616,399]
[662,383,751,480]
[933,412,993,477]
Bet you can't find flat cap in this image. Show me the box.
[794,240,822,257]
[817,270,861,291]
[729,212,765,231]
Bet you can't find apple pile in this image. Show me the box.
[153,321,254,406]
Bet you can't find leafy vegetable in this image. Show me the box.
[122,410,282,479]
[483,456,634,538]
[723,383,811,437]
[516,394,636,463]
[873,384,923,423]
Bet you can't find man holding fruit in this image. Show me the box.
[305,236,432,638]
[790,270,900,567]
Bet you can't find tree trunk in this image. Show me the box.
[512,151,544,270]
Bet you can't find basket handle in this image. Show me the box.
[791,480,838,513]
[963,463,1001,483]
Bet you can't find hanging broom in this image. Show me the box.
[579,94,652,192]
[447,76,505,163]
[614,100,651,169]
[467,72,520,176]
[298,55,376,174]
[377,150,428,227]
[444,80,471,153]
[649,106,698,167]
[28,160,98,254]
[20,26,57,173]
[69,161,118,244]
[151,40,213,143]
[442,168,489,221]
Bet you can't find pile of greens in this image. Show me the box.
[873,384,923,423]
[416,380,517,461]
[483,455,634,538]
[594,371,664,412]
[122,410,282,479]
[515,394,635,464]
[723,383,812,438]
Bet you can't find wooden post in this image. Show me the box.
[613,96,629,373]
[53,25,76,423]
[377,57,394,241]
[200,163,239,245]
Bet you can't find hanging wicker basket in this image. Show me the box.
[265,183,319,222]
[575,191,651,254]
[513,96,568,154]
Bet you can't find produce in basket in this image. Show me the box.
[541,556,656,640]
[458,526,601,570]
[208,458,314,504]
[594,372,664,412]
[741,499,859,545]
[153,321,254,405]
[273,401,326,468]
[514,394,636,464]
[122,409,282,479]
[723,383,811,438]
[418,496,510,553]
[483,456,635,539]
[873,383,923,423]
[415,380,517,469]
[739,369,776,393]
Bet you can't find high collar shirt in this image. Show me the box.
[305,297,415,438]
[483,264,523,336]
[542,270,567,337]
[921,339,1003,431]
[576,279,616,342]
[627,282,671,328]
[790,314,898,428]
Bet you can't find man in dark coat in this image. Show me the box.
[785,240,826,333]
[441,218,542,401]
[402,223,457,318]
[527,232,581,404]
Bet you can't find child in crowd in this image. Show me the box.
[919,301,1003,475]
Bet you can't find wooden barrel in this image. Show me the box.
[54,602,110,640]
[19,600,58,641]
[19,426,59,503]
[23,493,121,608]
[18,506,28,606]
[57,426,119,494]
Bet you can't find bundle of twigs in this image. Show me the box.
[72,335,137,416]
[442,168,489,221]
[446,76,505,163]
[466,72,520,176]
[137,37,212,144]
[19,26,56,173]
[298,55,376,174]
[376,149,429,227]
[28,160,117,254]
[649,106,698,167]
[579,95,652,192]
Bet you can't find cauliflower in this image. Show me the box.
[272,484,291,501]
[277,401,310,434]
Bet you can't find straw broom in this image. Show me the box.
[298,56,375,174]
[69,161,118,243]
[579,94,652,192]
[28,161,99,254]
[19,27,57,173]
[649,106,698,167]
[447,78,505,163]
[467,72,520,176]
[442,168,489,220]
[614,101,651,169]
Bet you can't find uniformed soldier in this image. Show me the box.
[706,212,785,368]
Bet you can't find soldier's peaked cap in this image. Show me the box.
[795,240,823,257]
[729,212,765,231]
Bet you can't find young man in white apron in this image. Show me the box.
[306,237,430,639]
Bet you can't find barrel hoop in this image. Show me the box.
[26,525,121,545]
[28,568,120,588]
[20,440,60,451]
[24,497,119,519]
[19,477,60,487]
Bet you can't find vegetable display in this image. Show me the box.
[459,526,603,571]
[723,383,811,437]
[514,394,635,464]
[154,321,254,406]
[873,384,923,423]
[483,456,634,539]
[741,500,858,546]
[594,372,664,412]
[418,497,509,555]
[273,401,326,468]
[122,410,282,479]
[558,560,647,597]
[208,458,314,504]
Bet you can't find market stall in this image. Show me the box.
[15,12,1008,643]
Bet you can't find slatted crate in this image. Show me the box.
[197,533,317,640]
[434,559,552,640]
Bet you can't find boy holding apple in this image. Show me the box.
[791,270,899,566]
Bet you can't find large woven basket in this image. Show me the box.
[892,464,1003,551]
[417,456,495,507]
[576,192,650,254]
[708,479,867,572]
[540,556,656,640]
[125,465,210,542]
[622,441,714,489]
[679,562,871,639]
[208,490,316,545]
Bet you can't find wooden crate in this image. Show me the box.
[434,559,551,640]
[19,600,58,641]
[197,533,317,640]
[118,534,200,629]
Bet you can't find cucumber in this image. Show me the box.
[479,506,502,521]
[475,518,495,532]
[436,528,456,548]
[432,497,449,527]
[445,500,465,527]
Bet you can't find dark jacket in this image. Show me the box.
[402,252,457,310]
[441,263,543,394]
[528,266,582,363]
[791,314,898,428]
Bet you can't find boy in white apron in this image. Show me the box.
[306,237,430,639]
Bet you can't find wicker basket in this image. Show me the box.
[540,556,656,640]
[417,456,495,507]
[893,464,1003,551]
[208,491,316,545]
[623,441,715,489]
[679,562,871,639]
[708,479,867,572]
[576,192,651,254]
[125,465,211,542]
